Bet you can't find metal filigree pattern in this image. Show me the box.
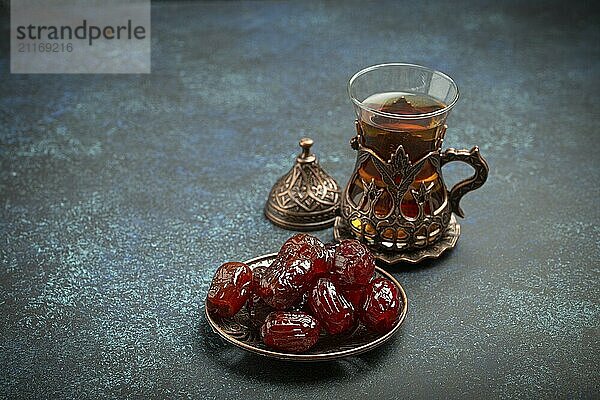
[334,215,461,264]
[265,138,340,230]
[340,143,450,252]
[205,253,408,361]
[335,123,489,263]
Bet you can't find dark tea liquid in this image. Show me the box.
[350,92,448,236]
[359,92,446,161]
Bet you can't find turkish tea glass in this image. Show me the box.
[340,63,488,251]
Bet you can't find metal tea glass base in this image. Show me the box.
[333,214,461,265]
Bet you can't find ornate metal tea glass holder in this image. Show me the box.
[334,122,489,264]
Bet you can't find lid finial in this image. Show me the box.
[297,137,316,163]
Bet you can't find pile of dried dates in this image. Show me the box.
[206,234,403,353]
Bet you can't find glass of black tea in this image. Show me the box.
[340,63,488,251]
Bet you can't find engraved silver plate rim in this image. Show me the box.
[205,252,408,362]
[333,214,461,265]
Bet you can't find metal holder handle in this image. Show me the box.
[441,146,489,218]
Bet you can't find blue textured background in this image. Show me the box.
[1,1,599,398]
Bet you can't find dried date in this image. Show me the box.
[330,239,375,288]
[308,278,355,335]
[206,262,252,318]
[260,311,321,352]
[360,278,402,334]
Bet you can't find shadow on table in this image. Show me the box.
[199,319,403,384]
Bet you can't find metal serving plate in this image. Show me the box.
[205,253,408,361]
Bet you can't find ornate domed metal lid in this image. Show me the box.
[264,138,340,231]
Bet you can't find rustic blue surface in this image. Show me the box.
[1,1,599,398]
